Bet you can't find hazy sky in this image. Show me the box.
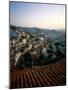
[10,2,65,29]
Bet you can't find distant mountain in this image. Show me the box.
[17,27,41,33]
[10,25,65,39]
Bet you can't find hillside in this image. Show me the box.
[10,59,66,89]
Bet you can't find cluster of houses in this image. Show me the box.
[10,27,65,69]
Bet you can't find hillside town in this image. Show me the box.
[10,25,66,69]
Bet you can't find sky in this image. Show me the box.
[10,2,65,30]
